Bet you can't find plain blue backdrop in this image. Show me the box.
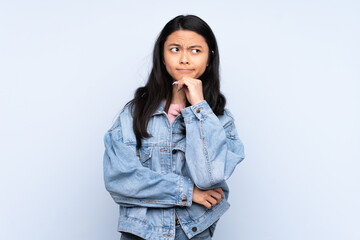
[1,0,359,239]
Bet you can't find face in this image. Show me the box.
[163,30,210,82]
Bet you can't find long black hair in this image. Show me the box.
[124,14,226,148]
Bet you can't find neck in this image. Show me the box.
[171,84,186,105]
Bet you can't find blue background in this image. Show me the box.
[1,0,359,239]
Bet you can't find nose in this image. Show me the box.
[180,52,189,64]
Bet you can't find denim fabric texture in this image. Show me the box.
[120,225,212,240]
[104,99,245,240]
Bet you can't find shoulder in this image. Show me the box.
[223,108,235,120]
[108,102,137,144]
[108,102,134,132]
[119,101,134,119]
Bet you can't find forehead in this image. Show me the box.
[165,30,207,46]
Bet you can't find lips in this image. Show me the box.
[176,69,194,73]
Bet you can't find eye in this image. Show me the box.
[170,47,179,52]
[192,49,201,54]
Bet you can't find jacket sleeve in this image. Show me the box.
[180,100,245,190]
[103,115,194,208]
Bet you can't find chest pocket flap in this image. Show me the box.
[173,139,186,153]
[137,147,153,168]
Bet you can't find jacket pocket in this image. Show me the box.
[123,206,148,222]
[137,146,153,169]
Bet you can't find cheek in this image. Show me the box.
[164,60,175,71]
[195,59,208,74]
[195,63,206,78]
[164,56,176,69]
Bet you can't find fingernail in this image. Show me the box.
[172,81,178,85]
[177,87,179,92]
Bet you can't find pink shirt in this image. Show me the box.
[163,100,185,124]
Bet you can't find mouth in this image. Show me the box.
[176,69,195,73]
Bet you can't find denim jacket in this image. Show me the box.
[103,99,245,240]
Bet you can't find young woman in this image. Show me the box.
[103,15,245,240]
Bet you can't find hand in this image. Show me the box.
[172,77,204,106]
[192,185,225,209]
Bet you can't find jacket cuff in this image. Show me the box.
[180,100,213,121]
[178,176,194,207]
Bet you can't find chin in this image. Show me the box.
[177,74,198,80]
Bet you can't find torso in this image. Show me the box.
[163,99,185,220]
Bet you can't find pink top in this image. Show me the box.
[163,100,185,124]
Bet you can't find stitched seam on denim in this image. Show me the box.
[228,121,235,139]
[139,147,152,163]
[125,142,173,147]
[177,176,181,205]
[110,123,120,131]
[186,178,193,207]
[120,215,149,225]
[110,194,177,205]
[199,119,214,185]
[229,122,240,140]
[185,198,225,224]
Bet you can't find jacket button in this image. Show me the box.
[196,108,201,113]
[172,149,176,154]
[181,194,187,205]
[192,227,197,232]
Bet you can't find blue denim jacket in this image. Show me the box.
[103,99,245,240]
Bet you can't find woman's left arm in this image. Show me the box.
[180,100,245,190]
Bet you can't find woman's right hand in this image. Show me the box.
[192,185,225,209]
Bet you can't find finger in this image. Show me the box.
[204,201,212,209]
[178,77,198,92]
[209,191,222,203]
[176,79,186,91]
[172,81,182,92]
[213,188,225,198]
[180,76,197,86]
[206,195,218,206]
[183,77,202,87]
[181,78,196,90]
[182,85,189,95]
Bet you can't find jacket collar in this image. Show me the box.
[152,99,166,116]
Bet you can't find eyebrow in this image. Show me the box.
[167,43,203,48]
